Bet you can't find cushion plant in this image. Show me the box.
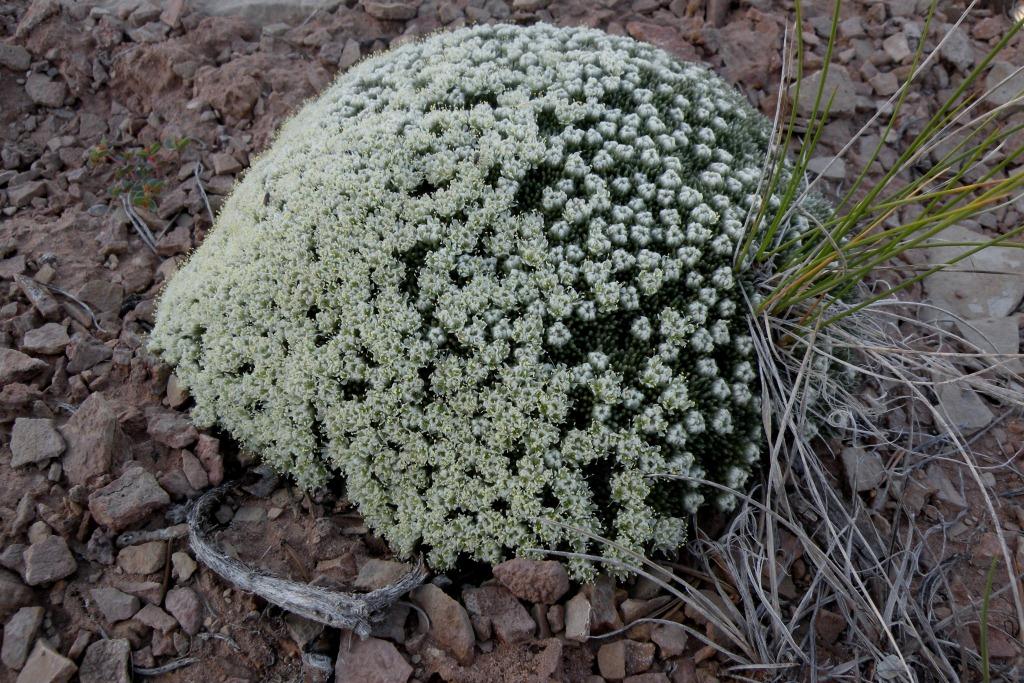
[150,23,815,576]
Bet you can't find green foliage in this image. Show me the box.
[88,137,190,209]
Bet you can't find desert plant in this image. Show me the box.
[149,23,827,577]
[88,137,190,209]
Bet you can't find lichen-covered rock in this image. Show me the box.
[151,24,811,576]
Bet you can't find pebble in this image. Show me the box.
[134,604,178,633]
[22,322,70,355]
[353,558,414,590]
[171,551,198,582]
[651,622,688,658]
[210,152,243,175]
[60,392,128,485]
[0,43,31,71]
[411,583,475,665]
[90,586,141,623]
[789,66,857,117]
[492,558,570,605]
[840,447,885,492]
[0,568,34,616]
[117,541,166,575]
[0,348,47,385]
[987,61,1024,108]
[564,592,591,642]
[2,606,45,670]
[814,609,846,644]
[89,466,170,532]
[23,535,77,586]
[79,639,131,683]
[587,575,623,634]
[334,636,412,683]
[462,585,535,645]
[882,33,911,63]
[10,417,65,467]
[25,73,68,107]
[16,640,76,683]
[146,408,198,449]
[165,586,203,636]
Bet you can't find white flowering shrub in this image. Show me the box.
[151,24,801,577]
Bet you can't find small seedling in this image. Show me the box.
[88,137,190,210]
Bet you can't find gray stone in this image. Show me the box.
[923,226,1024,321]
[2,606,45,670]
[10,418,65,467]
[61,392,129,485]
[66,335,113,374]
[338,38,361,70]
[14,275,61,320]
[134,604,177,633]
[492,558,570,605]
[462,585,534,644]
[79,638,131,683]
[956,316,1022,373]
[116,541,166,575]
[651,622,688,658]
[363,0,419,20]
[334,636,412,683]
[0,43,31,71]
[0,348,47,385]
[22,536,76,586]
[75,280,124,314]
[840,447,885,492]
[411,583,475,665]
[89,466,170,532]
[934,376,995,434]
[882,33,911,63]
[789,65,856,117]
[165,587,202,635]
[564,592,591,642]
[16,640,76,683]
[25,73,67,107]
[806,156,846,181]
[90,586,140,622]
[7,180,47,208]
[146,408,198,448]
[986,62,1024,108]
[0,569,34,617]
[939,25,973,73]
[171,551,197,582]
[22,323,70,355]
[210,152,242,176]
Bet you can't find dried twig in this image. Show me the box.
[194,162,215,226]
[188,483,427,637]
[116,524,188,548]
[36,281,105,332]
[134,657,199,676]
[122,195,159,254]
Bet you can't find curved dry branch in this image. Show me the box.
[188,483,427,638]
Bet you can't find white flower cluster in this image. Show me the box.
[150,24,780,577]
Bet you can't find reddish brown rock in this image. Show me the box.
[411,583,475,665]
[462,585,535,645]
[493,558,570,605]
[334,636,412,683]
[89,467,170,532]
[60,392,129,485]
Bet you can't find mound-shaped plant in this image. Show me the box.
[151,23,814,575]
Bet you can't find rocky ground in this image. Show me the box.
[2,0,1024,681]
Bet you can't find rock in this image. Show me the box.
[7,180,47,208]
[0,348,47,385]
[23,536,76,586]
[79,639,131,683]
[159,0,186,27]
[2,606,45,670]
[806,156,846,181]
[14,275,61,320]
[15,640,76,683]
[165,587,202,635]
[66,335,113,374]
[338,38,361,70]
[814,608,846,644]
[117,541,166,575]
[597,640,626,679]
[10,418,65,467]
[180,450,208,489]
[210,152,243,175]
[89,466,170,532]
[232,505,265,523]
[624,674,670,683]
[334,636,412,683]
[923,226,1024,320]
[411,584,475,665]
[623,639,655,675]
[171,551,197,582]
[651,622,688,658]
[146,408,198,449]
[156,225,192,256]
[0,569,34,617]
[956,316,1022,373]
[869,71,900,97]
[882,33,911,63]
[61,392,129,485]
[22,323,70,355]
[926,464,967,509]
[25,73,67,107]
[625,22,698,62]
[0,43,31,71]
[492,558,570,605]
[90,586,140,623]
[840,447,885,492]
[939,26,973,73]
[195,434,224,485]
[705,0,729,27]
[462,585,535,644]
[286,613,324,648]
[135,604,178,633]
[363,0,419,20]
[354,558,414,590]
[986,61,1024,108]
[789,65,856,117]
[564,592,591,642]
[76,280,124,314]
[934,375,995,433]
[587,575,623,633]
[194,63,260,121]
